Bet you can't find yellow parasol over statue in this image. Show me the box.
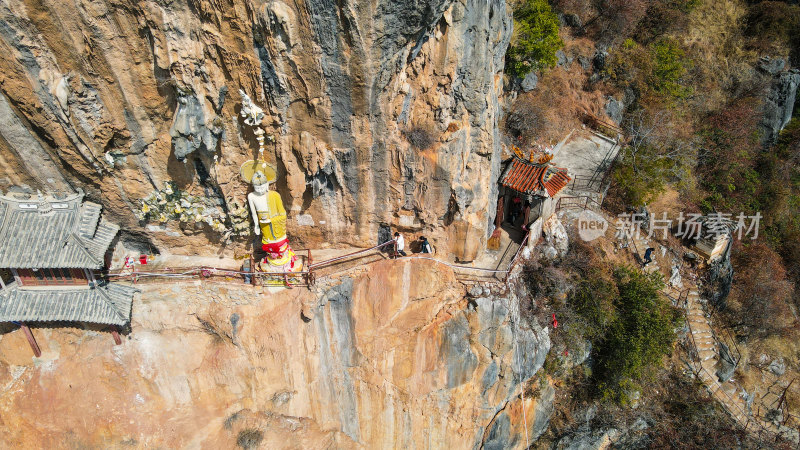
[239,159,276,183]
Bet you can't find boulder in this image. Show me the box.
[556,50,573,68]
[542,215,569,258]
[769,358,786,376]
[758,56,785,75]
[605,97,623,125]
[532,382,556,440]
[716,342,737,383]
[668,265,682,288]
[578,55,591,71]
[556,428,620,450]
[521,71,538,92]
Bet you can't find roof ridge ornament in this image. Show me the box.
[36,190,52,214]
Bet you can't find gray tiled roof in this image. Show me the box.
[0,282,136,325]
[0,192,119,269]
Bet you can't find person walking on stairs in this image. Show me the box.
[643,247,655,267]
[394,232,407,257]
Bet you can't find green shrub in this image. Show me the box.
[593,267,681,404]
[605,38,693,106]
[648,39,693,99]
[505,0,563,78]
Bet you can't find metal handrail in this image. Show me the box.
[571,174,603,192]
[556,195,602,212]
[105,231,534,288]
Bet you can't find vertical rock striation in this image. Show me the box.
[0,0,511,258]
[0,259,550,448]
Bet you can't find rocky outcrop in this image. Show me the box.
[0,259,550,448]
[760,69,800,146]
[0,0,512,260]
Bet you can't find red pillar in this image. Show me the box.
[19,323,41,357]
[111,326,122,345]
[495,195,504,229]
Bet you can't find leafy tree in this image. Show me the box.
[506,0,563,78]
[570,272,618,342]
[610,109,697,207]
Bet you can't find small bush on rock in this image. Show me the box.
[236,429,263,449]
[404,124,437,150]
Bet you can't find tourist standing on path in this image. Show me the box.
[394,232,407,257]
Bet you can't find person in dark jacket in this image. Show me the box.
[643,247,655,267]
[419,236,432,254]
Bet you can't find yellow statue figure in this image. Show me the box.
[247,172,297,270]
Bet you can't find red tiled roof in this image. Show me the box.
[500,158,571,197]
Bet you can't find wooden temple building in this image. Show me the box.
[0,191,136,356]
[497,149,572,230]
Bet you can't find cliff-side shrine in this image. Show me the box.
[0,190,137,356]
[496,146,572,231]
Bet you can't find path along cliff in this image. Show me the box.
[0,258,552,448]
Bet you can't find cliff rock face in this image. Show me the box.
[0,0,511,259]
[0,259,551,448]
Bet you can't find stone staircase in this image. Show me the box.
[684,289,752,424]
[623,230,798,442]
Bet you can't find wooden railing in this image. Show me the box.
[581,111,622,138]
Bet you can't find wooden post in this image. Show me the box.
[19,323,41,357]
[111,326,122,345]
[307,249,313,286]
[249,254,255,286]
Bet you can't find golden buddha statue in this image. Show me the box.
[247,172,296,270]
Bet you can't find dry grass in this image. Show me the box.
[682,0,760,113]
[510,67,608,146]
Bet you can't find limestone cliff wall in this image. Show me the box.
[0,0,511,259]
[0,259,550,448]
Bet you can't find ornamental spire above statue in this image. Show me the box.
[238,89,300,278]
